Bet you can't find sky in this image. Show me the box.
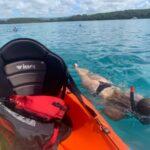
[0,0,150,18]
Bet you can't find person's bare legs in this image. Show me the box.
[74,63,100,94]
[74,63,118,98]
[74,63,143,121]
[74,63,110,83]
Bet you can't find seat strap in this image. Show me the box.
[43,123,60,150]
[0,117,15,145]
[61,83,67,99]
[67,73,97,117]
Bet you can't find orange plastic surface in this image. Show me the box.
[58,92,128,150]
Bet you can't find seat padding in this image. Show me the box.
[0,38,67,96]
[5,60,46,75]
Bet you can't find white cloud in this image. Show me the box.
[0,0,150,18]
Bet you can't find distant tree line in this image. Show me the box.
[65,9,150,21]
[0,9,150,24]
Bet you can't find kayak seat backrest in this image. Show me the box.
[5,60,46,95]
[0,38,67,97]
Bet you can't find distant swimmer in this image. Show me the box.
[79,24,82,27]
[13,27,18,32]
[74,63,150,124]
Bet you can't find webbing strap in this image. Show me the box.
[43,123,60,150]
[67,74,84,104]
[67,74,97,117]
[0,118,15,145]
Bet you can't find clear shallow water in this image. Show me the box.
[0,19,150,149]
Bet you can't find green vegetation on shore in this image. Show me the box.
[0,8,150,24]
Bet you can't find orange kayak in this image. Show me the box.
[58,91,128,150]
[0,38,128,150]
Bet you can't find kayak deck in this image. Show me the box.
[58,91,128,150]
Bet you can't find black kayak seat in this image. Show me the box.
[0,38,67,97]
[5,60,46,95]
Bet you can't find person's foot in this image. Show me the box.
[74,63,78,68]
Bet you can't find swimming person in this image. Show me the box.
[74,63,150,124]
[13,27,18,32]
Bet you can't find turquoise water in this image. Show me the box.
[0,19,150,149]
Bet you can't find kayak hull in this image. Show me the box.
[58,91,128,150]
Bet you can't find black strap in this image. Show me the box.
[67,74,84,104]
[130,86,136,112]
[95,81,112,95]
[67,73,97,117]
[61,83,67,99]
[60,72,69,99]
